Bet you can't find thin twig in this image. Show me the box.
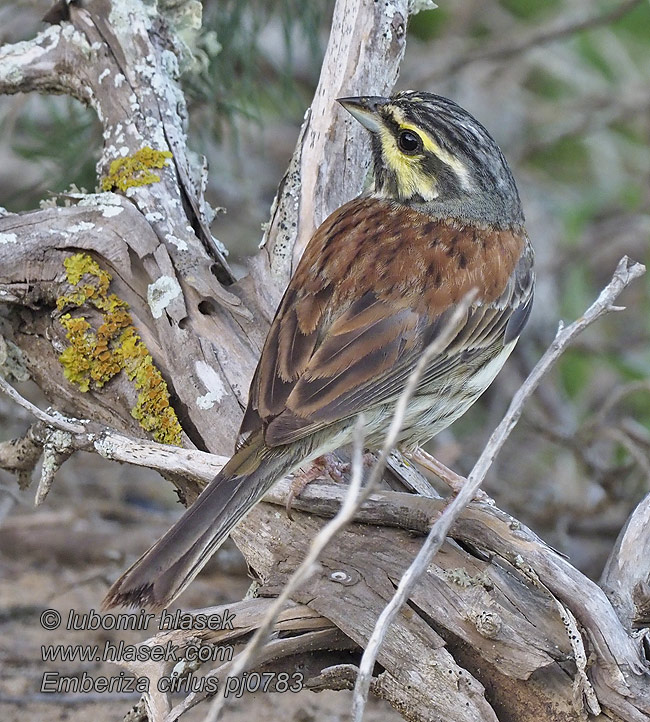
[419,0,644,83]
[351,256,645,721]
[202,293,476,722]
[0,376,85,434]
[90,433,227,483]
[0,379,228,508]
[0,386,228,486]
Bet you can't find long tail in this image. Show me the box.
[103,431,300,610]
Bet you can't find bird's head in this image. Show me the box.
[338,91,523,226]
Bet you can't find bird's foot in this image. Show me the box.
[404,446,489,501]
[317,453,350,482]
[286,453,348,519]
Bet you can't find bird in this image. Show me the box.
[104,91,535,610]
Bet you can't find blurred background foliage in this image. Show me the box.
[1,0,649,580]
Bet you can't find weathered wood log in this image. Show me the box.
[0,1,648,721]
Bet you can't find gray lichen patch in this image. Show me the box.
[147,275,182,319]
[194,360,227,409]
[0,336,30,382]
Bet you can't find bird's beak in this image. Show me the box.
[337,96,388,133]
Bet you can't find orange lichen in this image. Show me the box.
[57,253,182,445]
[100,147,173,192]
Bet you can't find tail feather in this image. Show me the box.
[103,431,299,610]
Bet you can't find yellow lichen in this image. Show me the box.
[100,147,173,192]
[57,253,182,446]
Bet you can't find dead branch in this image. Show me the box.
[414,0,645,84]
[0,387,226,501]
[257,0,412,295]
[1,1,649,721]
[0,374,84,434]
[601,491,650,630]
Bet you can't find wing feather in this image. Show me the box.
[239,198,534,449]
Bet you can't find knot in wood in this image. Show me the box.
[469,609,502,639]
[328,569,357,586]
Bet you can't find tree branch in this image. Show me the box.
[258,0,412,296]
[0,24,91,101]
[0,375,84,434]
[0,386,226,501]
[416,0,645,84]
[0,198,252,457]
[601,491,650,630]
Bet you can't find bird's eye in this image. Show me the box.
[397,130,422,154]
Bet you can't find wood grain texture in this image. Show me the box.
[0,200,249,456]
[233,501,580,722]
[1,0,648,720]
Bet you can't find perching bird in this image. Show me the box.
[104,92,534,610]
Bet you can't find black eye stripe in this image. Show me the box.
[397,130,422,154]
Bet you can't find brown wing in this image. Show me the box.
[241,196,533,447]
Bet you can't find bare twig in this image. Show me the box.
[418,0,644,83]
[0,376,85,434]
[90,434,227,486]
[261,0,410,286]
[351,256,646,721]
[0,379,227,501]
